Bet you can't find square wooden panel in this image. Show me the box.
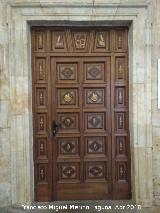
[35,57,47,83]
[36,87,47,109]
[85,162,107,181]
[115,136,127,157]
[58,163,80,182]
[34,30,47,52]
[51,31,68,52]
[57,88,79,108]
[37,163,48,183]
[116,162,128,182]
[115,112,127,132]
[36,113,48,134]
[57,137,79,156]
[85,112,105,132]
[84,62,105,83]
[93,31,110,52]
[84,88,105,107]
[36,137,48,158]
[115,86,126,108]
[58,113,79,133]
[115,56,127,82]
[71,31,90,52]
[57,63,78,83]
[114,30,127,52]
[85,136,106,156]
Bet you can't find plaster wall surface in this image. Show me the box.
[0,0,159,208]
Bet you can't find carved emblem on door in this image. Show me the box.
[63,117,73,127]
[61,67,73,79]
[74,33,87,49]
[96,32,106,48]
[88,66,101,78]
[55,34,64,49]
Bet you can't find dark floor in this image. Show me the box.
[0,201,160,213]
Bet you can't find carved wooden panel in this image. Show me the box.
[58,113,79,133]
[37,163,48,183]
[85,162,106,181]
[115,87,126,107]
[84,63,105,82]
[85,136,106,155]
[34,30,47,52]
[115,30,127,52]
[57,63,78,83]
[84,88,105,107]
[115,136,127,157]
[115,112,126,132]
[115,57,126,82]
[58,137,79,156]
[36,87,47,108]
[93,31,110,52]
[57,89,79,108]
[35,58,47,83]
[116,162,127,182]
[37,138,48,158]
[58,163,80,182]
[36,113,47,134]
[85,112,105,131]
[51,31,68,52]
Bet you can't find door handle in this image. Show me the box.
[52,120,60,136]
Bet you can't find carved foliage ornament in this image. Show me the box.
[39,166,46,181]
[119,164,126,179]
[89,92,99,102]
[63,142,75,153]
[87,90,103,104]
[39,116,44,130]
[63,166,75,178]
[89,140,102,152]
[88,115,102,128]
[63,92,73,103]
[89,165,103,177]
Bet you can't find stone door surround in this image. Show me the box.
[8,0,152,207]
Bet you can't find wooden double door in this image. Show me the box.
[32,27,131,201]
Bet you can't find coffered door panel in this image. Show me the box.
[51,56,112,200]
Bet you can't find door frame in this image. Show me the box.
[8,1,152,207]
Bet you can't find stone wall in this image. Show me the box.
[0,0,160,208]
[0,1,11,207]
[151,0,160,206]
